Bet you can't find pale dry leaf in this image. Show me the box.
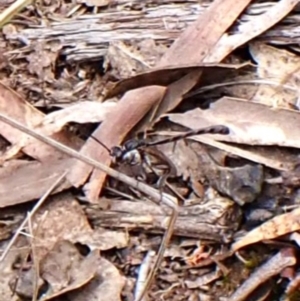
[0,237,29,301]
[250,42,300,80]
[104,40,166,80]
[106,63,242,99]
[185,270,222,289]
[41,241,81,292]
[157,0,252,66]
[73,227,128,251]
[163,242,190,258]
[138,39,168,67]
[232,207,300,252]
[249,42,300,109]
[12,268,45,300]
[0,82,80,162]
[155,139,199,180]
[188,135,295,171]
[42,101,116,133]
[167,97,300,148]
[27,41,56,78]
[0,81,44,156]
[203,0,299,63]
[32,193,128,258]
[0,159,72,208]
[67,256,125,301]
[39,241,99,301]
[32,193,92,261]
[150,69,202,125]
[194,151,264,206]
[154,121,298,172]
[2,23,17,37]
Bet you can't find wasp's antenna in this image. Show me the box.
[90,135,111,154]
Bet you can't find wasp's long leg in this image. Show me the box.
[140,125,230,148]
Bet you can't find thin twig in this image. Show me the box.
[0,171,68,262]
[27,212,39,301]
[0,0,33,28]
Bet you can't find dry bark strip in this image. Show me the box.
[226,248,297,301]
[232,207,300,252]
[11,2,298,62]
[85,197,241,243]
[69,0,253,202]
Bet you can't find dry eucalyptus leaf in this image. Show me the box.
[0,238,29,301]
[167,97,300,148]
[26,41,56,78]
[67,256,125,301]
[104,40,166,80]
[41,241,82,292]
[156,139,262,205]
[203,0,299,63]
[232,207,300,252]
[11,268,45,300]
[73,227,128,251]
[155,139,199,180]
[0,81,45,155]
[153,127,296,175]
[0,81,79,162]
[249,42,300,109]
[39,241,99,301]
[156,0,251,66]
[42,101,116,133]
[105,63,241,99]
[33,193,128,257]
[150,69,203,125]
[0,159,72,208]
[185,270,222,289]
[32,193,92,261]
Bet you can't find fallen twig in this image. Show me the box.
[0,0,32,28]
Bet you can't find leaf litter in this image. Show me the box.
[1,0,300,301]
